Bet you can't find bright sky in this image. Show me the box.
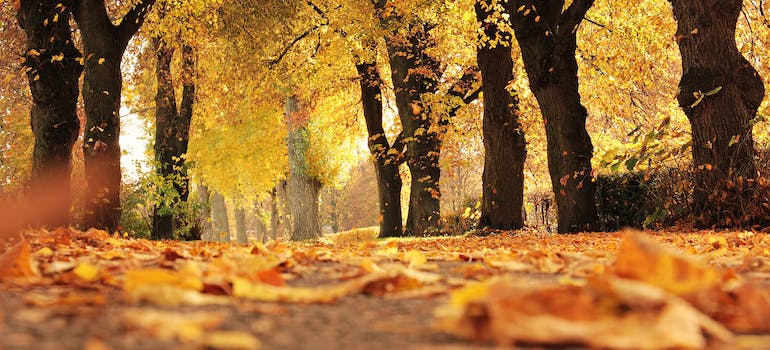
[119,106,150,182]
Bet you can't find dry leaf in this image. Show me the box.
[614,231,721,295]
[0,239,39,279]
[436,276,732,349]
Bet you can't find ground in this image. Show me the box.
[1,228,770,349]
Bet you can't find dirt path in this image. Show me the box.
[1,275,485,350]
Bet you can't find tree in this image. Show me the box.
[507,0,598,233]
[73,0,156,232]
[196,182,213,240]
[285,96,322,240]
[356,61,404,237]
[16,0,83,226]
[234,206,247,243]
[475,0,526,230]
[669,0,765,226]
[373,1,480,236]
[150,37,196,240]
[210,189,229,242]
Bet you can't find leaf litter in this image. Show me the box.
[1,227,769,349]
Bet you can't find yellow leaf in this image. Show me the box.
[34,247,54,257]
[613,231,721,295]
[203,331,261,350]
[73,262,100,282]
[124,268,202,292]
[97,58,105,64]
[404,250,427,268]
[51,53,64,62]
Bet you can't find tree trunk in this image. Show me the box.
[253,203,267,243]
[285,97,321,240]
[476,0,527,230]
[355,62,404,238]
[210,191,230,242]
[508,0,598,233]
[377,10,443,236]
[73,0,156,232]
[235,206,247,243]
[669,0,765,226]
[150,37,196,240]
[270,185,280,240]
[197,183,213,241]
[17,1,82,227]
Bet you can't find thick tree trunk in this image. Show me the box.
[73,0,156,232]
[509,0,598,233]
[210,191,230,242]
[476,0,527,230]
[17,1,82,227]
[234,207,247,244]
[150,37,196,240]
[285,97,321,240]
[355,62,404,237]
[670,0,765,226]
[378,13,443,236]
[196,183,213,240]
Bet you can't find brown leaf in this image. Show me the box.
[436,276,732,349]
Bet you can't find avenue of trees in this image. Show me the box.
[1,0,769,240]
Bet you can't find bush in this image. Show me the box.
[595,173,654,231]
[120,165,205,240]
[595,168,695,231]
[442,198,481,235]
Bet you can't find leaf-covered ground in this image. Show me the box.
[2,228,770,349]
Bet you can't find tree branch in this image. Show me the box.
[447,66,482,104]
[267,24,321,67]
[117,0,157,49]
[558,0,595,36]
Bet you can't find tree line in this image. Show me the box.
[5,0,768,240]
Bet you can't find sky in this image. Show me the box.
[119,106,150,182]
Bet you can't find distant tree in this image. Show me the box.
[234,206,248,243]
[669,0,765,226]
[286,96,322,240]
[508,0,598,233]
[16,0,82,226]
[210,190,230,242]
[150,36,196,240]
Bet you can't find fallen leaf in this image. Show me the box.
[613,231,721,295]
[436,276,732,349]
[0,240,39,279]
[203,331,260,350]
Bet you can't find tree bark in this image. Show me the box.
[73,0,155,232]
[356,62,404,238]
[234,206,247,243]
[285,97,321,240]
[197,183,213,240]
[150,36,196,240]
[669,0,765,226]
[508,0,598,233]
[375,6,443,236]
[476,0,527,230]
[210,190,230,242]
[17,0,83,227]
